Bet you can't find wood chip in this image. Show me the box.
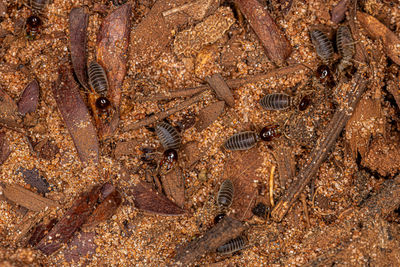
[0,87,22,130]
[0,131,11,165]
[357,11,400,65]
[273,145,295,187]
[331,0,349,24]
[195,101,225,131]
[113,140,139,158]
[17,80,39,115]
[160,166,185,208]
[126,180,185,216]
[181,141,202,168]
[205,74,235,107]
[1,183,58,212]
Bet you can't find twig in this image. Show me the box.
[271,73,368,222]
[174,216,247,265]
[269,165,276,207]
[300,193,310,228]
[134,64,309,102]
[123,92,206,132]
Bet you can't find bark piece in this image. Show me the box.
[127,180,185,216]
[63,232,97,263]
[223,147,263,221]
[235,0,292,65]
[28,218,58,246]
[357,11,400,65]
[1,183,58,212]
[52,66,99,165]
[0,87,22,130]
[96,3,131,107]
[0,131,11,165]
[69,7,89,90]
[205,74,235,107]
[160,166,185,207]
[17,167,50,194]
[174,216,247,265]
[274,145,295,187]
[18,80,39,115]
[173,7,235,57]
[35,186,101,255]
[331,0,349,24]
[113,140,138,158]
[195,101,225,131]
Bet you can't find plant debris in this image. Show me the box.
[17,80,39,115]
[16,167,50,194]
[195,101,225,131]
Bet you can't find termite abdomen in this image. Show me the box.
[216,235,247,255]
[155,122,181,150]
[223,131,258,151]
[217,180,234,210]
[88,61,109,96]
[310,29,334,63]
[260,93,292,110]
[29,0,48,15]
[336,25,355,72]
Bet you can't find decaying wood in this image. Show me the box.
[271,74,368,222]
[357,11,400,65]
[1,183,58,212]
[135,64,309,102]
[195,101,225,131]
[331,0,349,24]
[205,74,235,107]
[305,175,400,266]
[52,66,99,164]
[69,7,89,90]
[123,92,206,131]
[174,216,247,265]
[235,0,292,65]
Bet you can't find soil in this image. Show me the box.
[0,0,400,266]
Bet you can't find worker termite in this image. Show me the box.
[88,61,109,96]
[216,235,248,255]
[217,179,234,211]
[336,25,355,72]
[25,15,42,39]
[310,29,334,64]
[259,93,292,110]
[155,122,181,150]
[158,148,179,174]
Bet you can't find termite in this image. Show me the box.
[155,122,181,150]
[216,235,248,255]
[260,93,292,110]
[217,179,234,211]
[336,25,355,72]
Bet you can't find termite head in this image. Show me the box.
[259,125,280,141]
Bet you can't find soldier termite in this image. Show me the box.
[155,122,181,150]
[310,29,334,64]
[223,125,281,151]
[217,179,234,211]
[260,93,292,110]
[216,235,248,255]
[336,25,355,72]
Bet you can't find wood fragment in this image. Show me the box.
[357,11,400,65]
[69,7,89,90]
[0,131,11,165]
[52,66,99,165]
[174,216,247,265]
[235,0,292,65]
[273,145,295,187]
[331,0,349,24]
[162,0,219,22]
[269,166,276,207]
[205,74,235,107]
[134,64,308,102]
[0,87,23,130]
[271,74,368,222]
[1,183,58,212]
[195,101,225,131]
[18,80,40,115]
[123,92,206,131]
[160,166,185,208]
[386,80,400,109]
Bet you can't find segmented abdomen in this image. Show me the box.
[216,235,247,254]
[30,0,48,15]
[217,180,234,210]
[260,93,292,110]
[310,29,334,63]
[336,25,355,60]
[155,122,181,150]
[88,61,109,96]
[223,131,258,151]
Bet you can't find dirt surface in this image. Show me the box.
[0,0,400,266]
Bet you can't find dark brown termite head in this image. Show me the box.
[26,15,42,39]
[259,125,280,141]
[163,148,178,163]
[316,64,335,87]
[298,95,312,111]
[95,96,111,110]
[159,149,178,174]
[214,213,226,224]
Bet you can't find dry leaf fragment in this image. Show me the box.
[113,139,138,158]
[357,11,400,65]
[63,232,97,263]
[223,147,263,221]
[235,0,292,65]
[33,138,59,161]
[52,66,99,165]
[35,186,101,255]
[127,180,185,216]
[69,7,89,90]
[18,80,39,115]
[1,183,58,212]
[0,87,22,129]
[160,166,185,207]
[181,141,202,168]
[205,74,235,107]
[195,101,225,131]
